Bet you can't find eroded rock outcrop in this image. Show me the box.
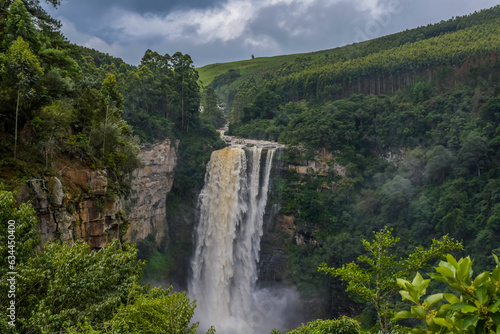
[287,148,346,177]
[22,138,178,249]
[29,170,122,249]
[124,139,178,243]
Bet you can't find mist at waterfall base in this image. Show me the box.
[189,146,303,334]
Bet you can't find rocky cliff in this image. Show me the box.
[21,168,121,249]
[20,138,178,249]
[124,139,178,243]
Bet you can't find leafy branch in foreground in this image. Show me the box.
[395,253,500,334]
[318,227,463,334]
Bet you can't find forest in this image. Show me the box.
[1,0,500,333]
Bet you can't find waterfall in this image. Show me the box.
[190,146,276,333]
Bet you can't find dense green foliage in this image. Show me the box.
[200,86,225,129]
[0,0,143,194]
[278,316,363,334]
[0,189,212,334]
[395,254,500,333]
[0,189,40,273]
[0,0,221,196]
[121,49,203,142]
[319,228,462,333]
[105,286,214,334]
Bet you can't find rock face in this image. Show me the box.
[259,214,295,282]
[288,148,346,177]
[23,138,178,249]
[124,139,178,243]
[29,171,122,249]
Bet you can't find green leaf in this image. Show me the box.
[444,302,468,310]
[425,293,443,308]
[428,272,449,283]
[476,285,488,305]
[460,315,479,331]
[440,259,457,273]
[457,257,472,280]
[446,254,459,269]
[433,317,453,329]
[493,268,500,282]
[494,253,499,266]
[412,272,425,288]
[397,278,410,289]
[410,329,427,334]
[473,271,490,287]
[491,312,500,326]
[394,310,412,321]
[436,266,455,278]
[461,305,478,313]
[443,293,460,304]
[411,305,427,319]
[400,290,418,304]
[489,300,500,313]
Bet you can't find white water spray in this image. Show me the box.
[190,145,284,333]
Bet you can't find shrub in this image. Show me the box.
[286,316,362,334]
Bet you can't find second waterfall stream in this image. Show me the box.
[189,143,297,334]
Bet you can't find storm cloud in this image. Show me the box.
[44,0,499,66]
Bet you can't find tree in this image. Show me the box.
[106,286,215,334]
[283,316,362,334]
[0,240,144,333]
[395,254,500,334]
[0,188,40,275]
[457,131,489,176]
[0,0,61,49]
[3,0,39,51]
[100,73,123,158]
[171,52,200,131]
[201,86,225,128]
[423,145,454,184]
[318,227,462,334]
[5,36,44,159]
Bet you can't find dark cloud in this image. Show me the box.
[246,1,364,55]
[44,0,500,67]
[55,0,220,17]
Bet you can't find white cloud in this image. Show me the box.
[112,0,257,43]
[355,0,383,16]
[244,35,282,52]
[109,0,364,44]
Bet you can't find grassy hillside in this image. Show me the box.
[197,4,500,106]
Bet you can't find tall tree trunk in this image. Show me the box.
[103,104,108,158]
[14,91,19,159]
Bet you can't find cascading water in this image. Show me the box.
[190,144,284,334]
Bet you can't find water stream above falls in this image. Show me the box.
[189,134,297,334]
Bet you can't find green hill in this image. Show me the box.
[197,4,500,108]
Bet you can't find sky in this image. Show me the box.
[43,0,500,67]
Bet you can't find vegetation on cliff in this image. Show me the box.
[0,0,222,194]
